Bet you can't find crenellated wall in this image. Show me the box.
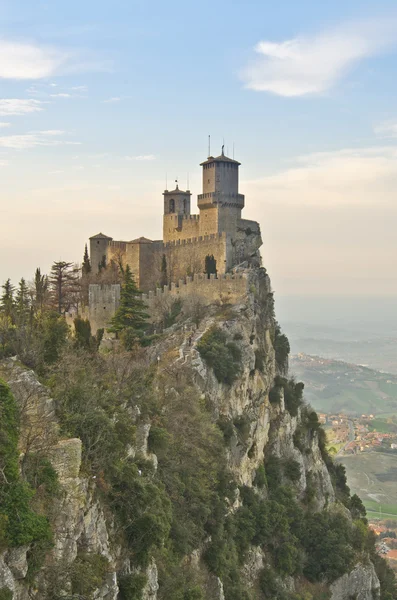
[88,273,249,333]
[88,284,121,334]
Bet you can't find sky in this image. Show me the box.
[1,0,397,299]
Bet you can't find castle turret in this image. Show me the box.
[163,184,192,243]
[198,148,245,236]
[89,232,113,273]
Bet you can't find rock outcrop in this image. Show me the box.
[0,267,385,600]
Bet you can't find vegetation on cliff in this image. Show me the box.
[0,266,396,600]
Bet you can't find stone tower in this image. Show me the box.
[198,148,244,237]
[163,184,192,243]
[89,232,113,273]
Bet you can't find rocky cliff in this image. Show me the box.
[0,267,391,600]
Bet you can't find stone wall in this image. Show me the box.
[164,232,231,281]
[88,284,121,334]
[163,214,200,243]
[88,272,248,333]
[144,272,248,319]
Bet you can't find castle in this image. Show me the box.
[89,149,262,293]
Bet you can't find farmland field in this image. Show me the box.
[338,453,397,518]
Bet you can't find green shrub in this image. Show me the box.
[303,471,316,505]
[254,349,266,372]
[269,384,282,404]
[197,326,242,385]
[293,425,305,452]
[264,455,282,490]
[233,414,251,444]
[259,567,279,598]
[300,512,354,582]
[118,572,147,600]
[274,325,290,372]
[26,537,53,583]
[24,454,59,496]
[0,380,52,549]
[0,589,13,600]
[274,540,300,576]
[254,464,267,488]
[71,553,109,598]
[217,417,235,444]
[283,458,301,483]
[147,426,170,457]
[109,462,172,566]
[164,299,182,328]
[283,379,304,417]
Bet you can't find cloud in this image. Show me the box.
[242,18,397,96]
[50,93,71,98]
[374,120,397,138]
[103,97,121,103]
[125,154,156,161]
[0,40,67,79]
[0,122,10,128]
[243,145,397,206]
[0,99,45,116]
[0,130,78,149]
[0,39,110,80]
[0,159,8,167]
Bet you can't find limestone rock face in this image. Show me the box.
[142,559,159,600]
[330,563,381,600]
[0,268,385,600]
[0,361,120,600]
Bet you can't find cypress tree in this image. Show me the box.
[160,254,168,288]
[0,279,15,319]
[34,268,48,314]
[204,254,217,278]
[108,265,149,345]
[15,278,31,325]
[82,244,92,275]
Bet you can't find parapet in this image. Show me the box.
[163,231,226,248]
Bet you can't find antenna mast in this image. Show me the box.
[208,135,211,158]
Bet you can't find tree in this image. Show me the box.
[204,254,217,278]
[160,254,168,288]
[82,244,92,276]
[108,265,149,348]
[98,255,107,272]
[33,268,48,314]
[49,261,80,315]
[15,278,31,326]
[0,279,15,319]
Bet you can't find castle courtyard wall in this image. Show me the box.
[87,273,249,333]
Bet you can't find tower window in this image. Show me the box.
[183,198,187,213]
[169,199,175,213]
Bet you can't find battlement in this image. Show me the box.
[182,214,199,221]
[109,240,127,250]
[163,231,226,248]
[87,272,248,332]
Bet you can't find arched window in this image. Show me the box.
[183,198,187,213]
[169,199,175,213]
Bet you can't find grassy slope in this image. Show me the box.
[290,355,397,416]
[339,453,397,517]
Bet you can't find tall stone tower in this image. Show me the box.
[198,148,244,237]
[163,184,192,243]
[89,232,113,273]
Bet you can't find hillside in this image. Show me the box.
[0,267,395,600]
[290,354,397,416]
[338,453,397,520]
